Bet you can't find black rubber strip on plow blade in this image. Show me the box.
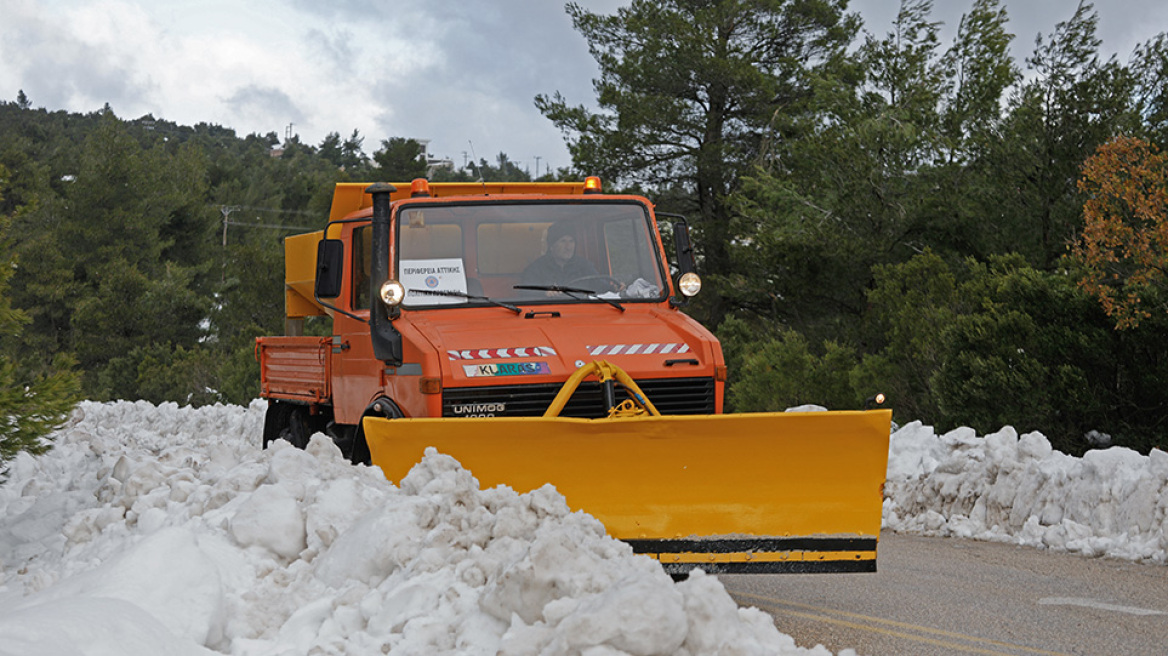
[623,537,877,554]
[627,537,879,575]
[660,560,877,574]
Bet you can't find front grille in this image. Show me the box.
[443,377,715,418]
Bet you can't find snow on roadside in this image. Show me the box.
[0,401,844,656]
[883,421,1168,564]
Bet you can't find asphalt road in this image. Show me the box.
[719,530,1168,655]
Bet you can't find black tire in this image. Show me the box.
[350,428,372,466]
[262,402,290,449]
[350,398,403,466]
[262,401,311,450]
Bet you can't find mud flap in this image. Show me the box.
[364,409,891,575]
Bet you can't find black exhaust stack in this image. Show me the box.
[366,183,403,366]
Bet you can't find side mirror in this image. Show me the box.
[315,239,345,299]
[673,220,695,275]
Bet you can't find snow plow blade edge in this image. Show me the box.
[364,409,892,575]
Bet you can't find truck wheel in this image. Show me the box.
[350,398,403,466]
[350,428,372,467]
[262,401,312,450]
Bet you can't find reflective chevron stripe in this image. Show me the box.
[587,343,690,356]
[447,347,557,361]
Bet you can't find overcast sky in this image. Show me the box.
[2,0,1165,176]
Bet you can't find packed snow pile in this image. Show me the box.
[884,421,1168,563]
[0,401,844,656]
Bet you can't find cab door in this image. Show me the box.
[331,224,383,424]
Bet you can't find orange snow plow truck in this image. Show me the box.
[256,179,892,575]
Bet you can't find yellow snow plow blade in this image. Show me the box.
[365,408,891,575]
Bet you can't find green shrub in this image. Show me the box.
[932,258,1135,454]
[729,330,861,412]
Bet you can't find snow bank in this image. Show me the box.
[0,401,842,655]
[884,421,1168,563]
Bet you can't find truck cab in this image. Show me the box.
[257,178,724,461]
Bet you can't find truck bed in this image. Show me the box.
[256,336,332,402]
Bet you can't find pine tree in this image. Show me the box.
[373,137,428,180]
[0,165,80,466]
[537,0,858,326]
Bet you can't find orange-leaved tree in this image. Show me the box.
[1074,135,1168,329]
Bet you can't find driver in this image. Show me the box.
[519,221,600,294]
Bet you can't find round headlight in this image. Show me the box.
[678,272,702,297]
[379,279,406,306]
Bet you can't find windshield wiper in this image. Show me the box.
[415,289,522,314]
[512,285,625,312]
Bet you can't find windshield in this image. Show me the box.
[393,201,667,308]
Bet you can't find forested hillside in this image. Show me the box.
[3,0,1167,461]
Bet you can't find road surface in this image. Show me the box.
[720,530,1168,655]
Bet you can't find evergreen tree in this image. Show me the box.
[0,164,80,466]
[925,0,1020,258]
[987,1,1136,267]
[468,153,531,182]
[538,0,858,325]
[1130,33,1168,148]
[938,0,1018,156]
[8,112,214,398]
[373,137,428,180]
[319,131,344,168]
[342,129,368,171]
[729,0,949,337]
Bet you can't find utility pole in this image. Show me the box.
[220,205,239,284]
[534,156,541,178]
[220,205,240,246]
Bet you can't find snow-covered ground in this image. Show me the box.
[884,421,1168,563]
[0,402,1165,655]
[0,401,840,655]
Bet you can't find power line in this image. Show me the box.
[218,204,318,216]
[223,220,315,230]
[218,205,319,247]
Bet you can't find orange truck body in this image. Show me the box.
[258,181,723,427]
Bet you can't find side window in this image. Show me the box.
[352,226,371,309]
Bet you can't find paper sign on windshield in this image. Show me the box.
[400,259,468,305]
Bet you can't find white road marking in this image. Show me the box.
[1038,597,1166,616]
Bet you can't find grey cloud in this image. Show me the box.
[1,8,154,113]
[282,0,403,22]
[428,0,599,99]
[358,0,608,165]
[305,27,357,72]
[223,85,305,126]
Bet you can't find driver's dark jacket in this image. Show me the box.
[519,255,599,288]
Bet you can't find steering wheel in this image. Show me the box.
[567,275,624,293]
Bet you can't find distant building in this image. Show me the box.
[417,139,455,177]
